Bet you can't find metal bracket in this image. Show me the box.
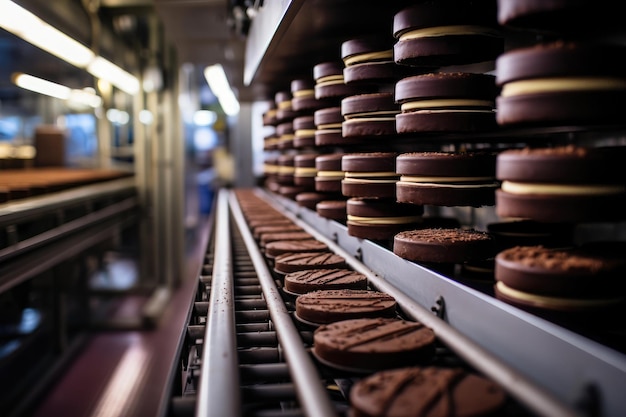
[431,296,446,320]
[354,247,362,262]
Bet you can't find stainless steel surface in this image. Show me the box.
[229,190,340,417]
[196,189,242,417]
[259,189,626,417]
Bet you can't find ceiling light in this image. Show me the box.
[1,0,140,95]
[204,64,240,116]
[12,73,102,108]
[0,0,94,67]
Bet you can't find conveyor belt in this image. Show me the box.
[169,189,584,417]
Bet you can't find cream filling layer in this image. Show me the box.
[343,179,398,185]
[278,166,296,174]
[501,181,625,196]
[345,171,398,178]
[294,167,318,177]
[316,75,345,87]
[343,117,397,124]
[401,99,494,111]
[405,109,495,114]
[344,110,399,119]
[264,138,280,145]
[343,50,393,66]
[500,77,626,98]
[277,100,292,109]
[316,123,343,130]
[295,129,317,137]
[496,282,624,308]
[316,170,345,178]
[278,134,295,142]
[399,25,501,41]
[263,165,279,174]
[293,89,315,98]
[398,180,499,189]
[347,215,423,225]
[400,175,495,183]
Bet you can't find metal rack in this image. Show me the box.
[169,188,626,417]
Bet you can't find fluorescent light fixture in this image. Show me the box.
[88,56,140,95]
[138,109,154,125]
[12,72,102,108]
[0,0,94,67]
[0,0,140,95]
[106,108,130,125]
[204,64,240,116]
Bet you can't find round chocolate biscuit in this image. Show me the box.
[291,78,331,112]
[350,366,506,417]
[495,42,626,127]
[341,152,399,199]
[295,289,397,325]
[316,199,347,222]
[295,191,333,210]
[347,198,424,241]
[276,154,296,185]
[315,153,345,193]
[498,0,621,36]
[265,239,328,259]
[254,224,302,240]
[341,92,399,138]
[293,153,319,188]
[393,1,503,67]
[277,185,309,200]
[395,72,498,133]
[274,252,347,275]
[313,318,436,372]
[495,244,626,298]
[314,61,366,99]
[341,36,417,85]
[394,228,496,264]
[496,146,626,222]
[284,268,368,295]
[396,151,498,207]
[293,115,317,148]
[259,231,313,248]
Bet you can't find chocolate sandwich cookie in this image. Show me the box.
[263,132,279,151]
[347,198,424,241]
[274,90,299,123]
[350,366,507,417]
[494,243,626,329]
[341,93,400,138]
[274,252,347,275]
[341,36,418,87]
[487,219,574,251]
[276,154,296,185]
[314,61,366,100]
[313,317,436,372]
[496,145,626,222]
[313,106,343,147]
[262,157,279,180]
[396,151,498,207]
[284,268,368,295]
[293,153,319,188]
[394,228,496,264]
[393,0,503,68]
[341,152,399,199]
[292,115,316,149]
[295,191,335,210]
[264,239,328,259]
[395,72,498,133]
[316,200,347,222]
[497,0,620,33]
[276,121,294,150]
[262,103,278,127]
[315,153,344,193]
[254,224,302,240]
[495,41,626,127]
[248,217,292,232]
[291,78,330,112]
[295,289,397,326]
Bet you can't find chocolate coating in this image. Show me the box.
[313,318,436,371]
[350,366,506,417]
[395,73,498,103]
[295,192,332,209]
[342,152,398,172]
[316,199,347,221]
[495,244,626,297]
[394,228,496,263]
[296,289,397,324]
[265,239,328,259]
[274,252,347,275]
[259,231,313,247]
[284,268,366,294]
